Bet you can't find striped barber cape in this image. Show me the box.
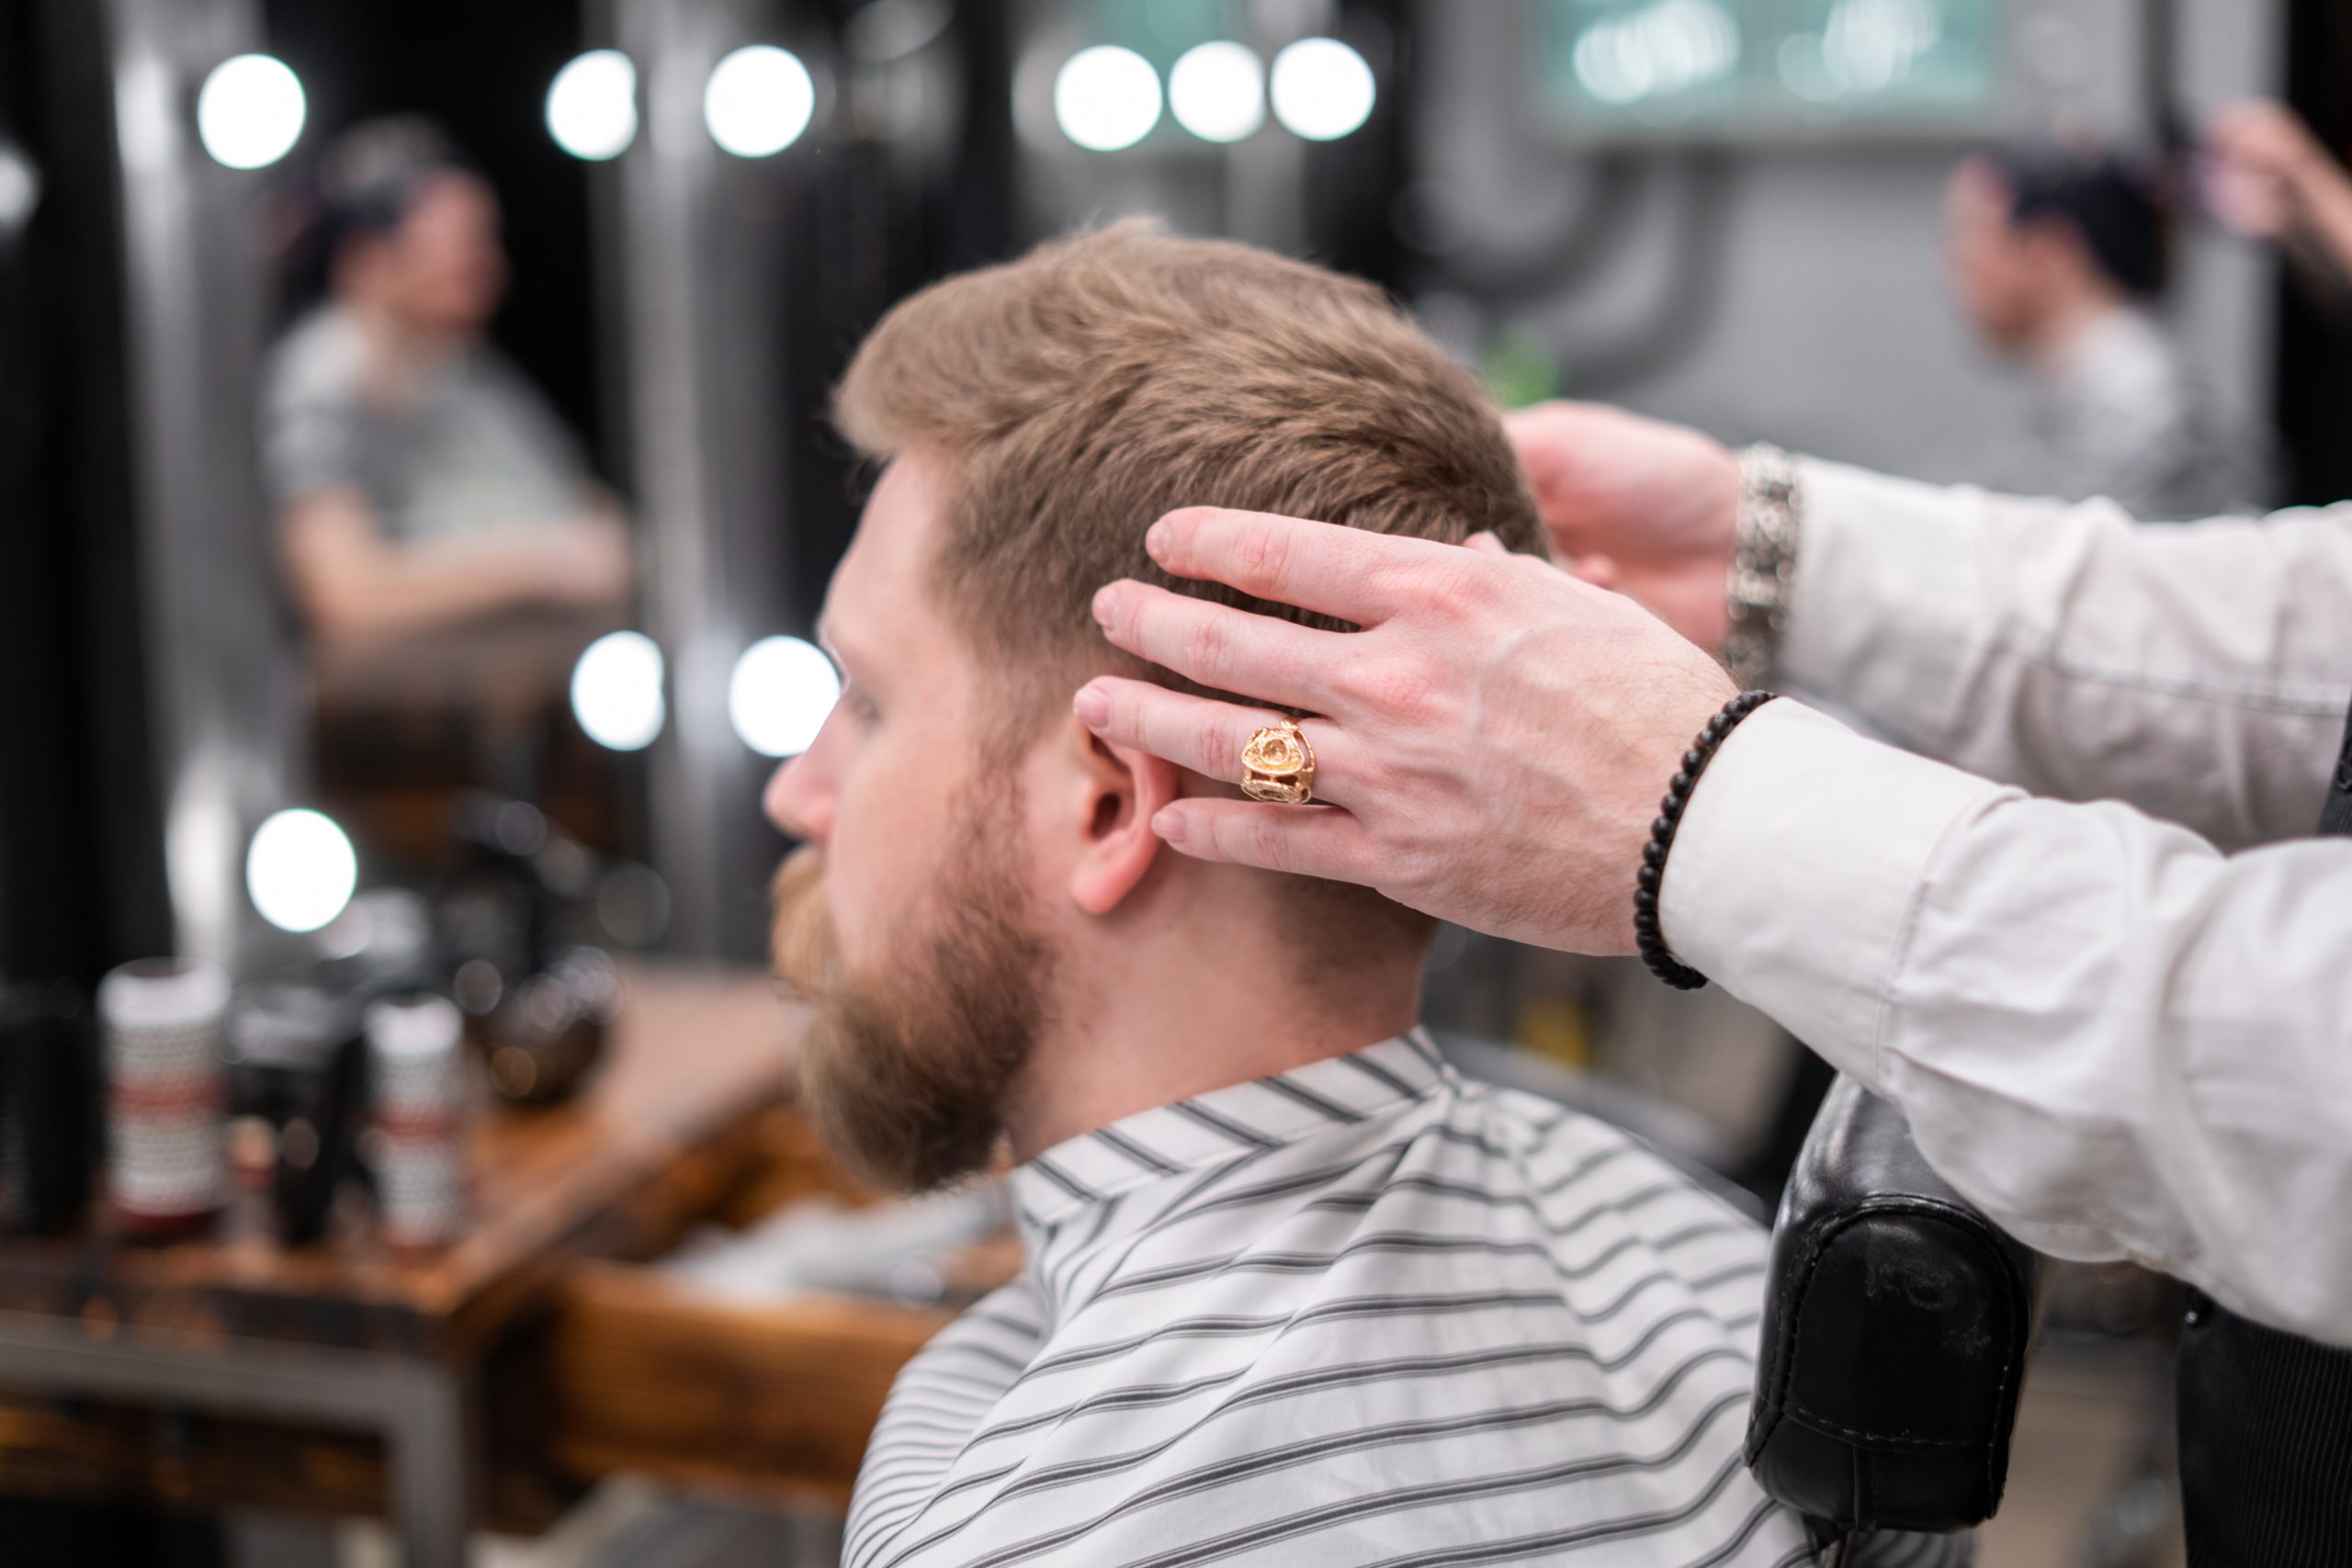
[844,1032,1965,1568]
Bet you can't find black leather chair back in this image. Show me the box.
[1746,1076,2042,1535]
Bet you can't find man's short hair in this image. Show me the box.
[831,220,1544,968]
[833,220,1543,695]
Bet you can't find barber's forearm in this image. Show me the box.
[1666,699,2352,1348]
[1779,459,2352,849]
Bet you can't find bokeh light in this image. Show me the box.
[1573,0,1741,106]
[1270,38,1375,141]
[1054,46,1162,152]
[0,141,40,235]
[704,45,816,158]
[571,630,667,752]
[547,50,639,161]
[195,54,307,170]
[246,809,358,935]
[1170,41,1266,143]
[729,636,841,758]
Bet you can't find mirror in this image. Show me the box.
[257,0,650,910]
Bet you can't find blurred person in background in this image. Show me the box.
[1945,143,2267,519]
[265,118,631,650]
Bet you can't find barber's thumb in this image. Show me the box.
[1464,532,1510,557]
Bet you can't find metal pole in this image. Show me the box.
[615,0,797,960]
[103,0,300,974]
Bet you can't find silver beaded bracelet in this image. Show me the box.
[1722,444,1803,692]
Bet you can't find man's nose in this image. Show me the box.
[763,753,832,842]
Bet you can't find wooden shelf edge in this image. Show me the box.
[537,1260,952,1502]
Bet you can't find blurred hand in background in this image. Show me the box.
[1503,401,1740,652]
[2205,98,2352,283]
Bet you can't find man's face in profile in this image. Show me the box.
[763,456,1057,1192]
[347,171,509,340]
[1945,157,2039,353]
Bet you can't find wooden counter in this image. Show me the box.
[0,963,961,1563]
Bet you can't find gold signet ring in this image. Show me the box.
[1239,719,1317,806]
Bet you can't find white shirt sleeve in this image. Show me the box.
[1778,459,2352,849]
[1668,466,2352,1345]
[1662,682,2352,1349]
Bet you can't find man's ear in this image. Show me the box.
[1060,712,1183,917]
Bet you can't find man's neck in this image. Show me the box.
[2028,286,2133,380]
[1001,896,1424,1163]
[344,298,466,400]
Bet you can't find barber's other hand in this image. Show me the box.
[1504,401,1740,653]
[1075,511,1736,955]
[2203,99,2336,241]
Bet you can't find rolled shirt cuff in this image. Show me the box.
[1657,697,2015,1083]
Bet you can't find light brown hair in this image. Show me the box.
[831,220,1544,962]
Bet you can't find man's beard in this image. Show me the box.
[768,793,1053,1195]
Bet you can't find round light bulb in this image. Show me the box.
[1270,37,1375,141]
[246,808,358,934]
[1053,45,1162,152]
[0,142,40,236]
[196,54,307,171]
[704,45,816,158]
[547,50,639,161]
[571,630,667,751]
[1169,41,1266,143]
[729,636,841,758]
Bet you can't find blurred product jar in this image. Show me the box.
[367,992,470,1247]
[97,958,232,1240]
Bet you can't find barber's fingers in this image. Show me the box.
[1074,678,1364,807]
[1091,581,1344,715]
[1146,507,1464,626]
[1148,797,1379,884]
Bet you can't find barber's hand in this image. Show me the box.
[1504,401,1741,653]
[1074,511,1736,955]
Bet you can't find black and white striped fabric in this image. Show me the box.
[844,1032,1965,1568]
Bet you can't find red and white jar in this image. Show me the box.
[366,993,469,1247]
[97,958,230,1240]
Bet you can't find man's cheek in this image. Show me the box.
[769,857,839,999]
[834,803,931,942]
[826,871,887,977]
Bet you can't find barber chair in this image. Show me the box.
[1748,1075,2043,1540]
[1430,1037,2042,1543]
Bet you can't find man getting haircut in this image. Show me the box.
[763,222,1957,1568]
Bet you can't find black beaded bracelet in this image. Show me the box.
[1634,690,1779,990]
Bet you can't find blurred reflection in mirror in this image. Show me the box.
[264,117,636,865]
[1944,145,2273,519]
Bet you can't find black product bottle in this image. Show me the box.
[0,979,99,1235]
